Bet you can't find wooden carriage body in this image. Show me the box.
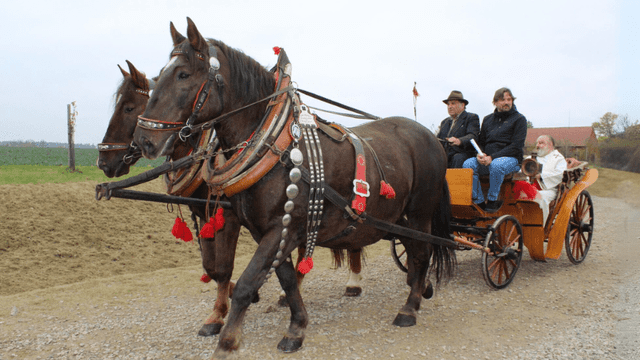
[446,165,598,261]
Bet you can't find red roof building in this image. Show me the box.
[525,126,598,161]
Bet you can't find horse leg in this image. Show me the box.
[275,256,308,352]
[214,232,306,357]
[278,246,306,307]
[392,239,430,327]
[198,209,241,337]
[344,248,363,297]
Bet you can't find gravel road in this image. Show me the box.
[1,195,639,360]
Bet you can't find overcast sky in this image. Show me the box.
[1,0,637,145]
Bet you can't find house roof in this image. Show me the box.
[525,127,596,147]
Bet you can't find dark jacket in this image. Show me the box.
[436,110,480,157]
[478,105,528,163]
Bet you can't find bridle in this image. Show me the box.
[98,80,155,164]
[136,44,225,143]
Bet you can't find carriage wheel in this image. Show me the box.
[565,190,594,264]
[390,238,408,273]
[482,215,524,289]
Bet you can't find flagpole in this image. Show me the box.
[412,82,419,121]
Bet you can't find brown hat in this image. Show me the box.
[443,90,469,105]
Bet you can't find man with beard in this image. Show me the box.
[436,91,480,168]
[528,135,567,224]
[463,87,528,212]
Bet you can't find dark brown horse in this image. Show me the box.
[97,60,243,336]
[99,59,368,337]
[133,18,455,357]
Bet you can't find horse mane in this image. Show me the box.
[171,38,276,105]
[210,39,276,104]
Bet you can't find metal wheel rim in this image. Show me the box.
[390,238,408,273]
[565,191,594,264]
[481,215,524,289]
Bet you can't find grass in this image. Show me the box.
[0,165,159,185]
[587,165,640,204]
[0,146,166,185]
[0,147,164,167]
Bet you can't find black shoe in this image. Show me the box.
[484,200,503,213]
[475,201,487,210]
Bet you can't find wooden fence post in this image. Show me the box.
[67,102,77,172]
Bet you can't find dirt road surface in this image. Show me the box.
[1,180,639,359]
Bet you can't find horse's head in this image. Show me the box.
[133,18,226,159]
[134,17,276,160]
[97,60,152,177]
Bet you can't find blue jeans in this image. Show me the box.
[462,157,520,203]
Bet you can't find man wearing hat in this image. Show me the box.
[436,90,480,168]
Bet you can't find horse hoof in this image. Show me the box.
[277,336,304,353]
[422,282,434,299]
[277,295,289,307]
[198,323,223,337]
[344,286,362,297]
[392,313,416,327]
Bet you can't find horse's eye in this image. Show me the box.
[124,107,135,113]
[179,72,190,79]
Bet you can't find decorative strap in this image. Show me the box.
[98,143,130,151]
[344,130,369,214]
[299,105,324,267]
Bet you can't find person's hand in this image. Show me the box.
[447,137,461,146]
[477,154,492,166]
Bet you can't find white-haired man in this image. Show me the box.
[529,135,567,224]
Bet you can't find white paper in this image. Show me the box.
[470,139,484,155]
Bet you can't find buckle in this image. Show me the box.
[352,179,370,197]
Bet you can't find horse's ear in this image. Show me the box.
[126,60,147,90]
[118,64,130,78]
[186,17,208,55]
[170,21,186,46]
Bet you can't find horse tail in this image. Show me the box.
[430,179,457,285]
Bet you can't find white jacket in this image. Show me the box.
[532,149,567,190]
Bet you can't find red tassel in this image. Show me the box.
[200,274,212,283]
[171,217,193,242]
[380,180,396,199]
[213,208,225,231]
[200,208,226,238]
[273,46,281,55]
[171,217,183,238]
[182,225,193,242]
[201,219,214,238]
[298,257,314,274]
[513,181,538,200]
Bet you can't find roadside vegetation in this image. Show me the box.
[0,147,164,185]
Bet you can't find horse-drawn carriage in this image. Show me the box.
[392,161,598,289]
[95,17,598,357]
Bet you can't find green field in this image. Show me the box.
[0,146,166,184]
[0,146,164,167]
